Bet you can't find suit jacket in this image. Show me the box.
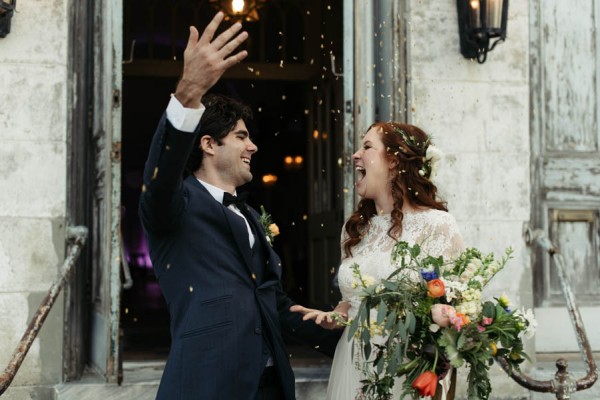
[139,115,340,400]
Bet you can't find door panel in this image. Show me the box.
[531,0,600,352]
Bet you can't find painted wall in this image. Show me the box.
[0,0,68,398]
[405,0,532,397]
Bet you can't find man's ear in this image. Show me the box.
[199,135,216,155]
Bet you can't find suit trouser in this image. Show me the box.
[254,367,285,400]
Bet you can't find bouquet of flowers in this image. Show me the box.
[345,242,536,400]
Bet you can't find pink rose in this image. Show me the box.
[431,304,456,328]
[482,317,493,326]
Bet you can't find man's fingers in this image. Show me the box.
[302,311,319,320]
[199,11,225,45]
[211,21,243,51]
[221,49,248,71]
[290,305,307,313]
[186,26,199,50]
[218,31,248,59]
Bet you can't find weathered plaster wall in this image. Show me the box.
[0,0,68,397]
[406,0,532,397]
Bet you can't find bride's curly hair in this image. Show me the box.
[343,122,448,258]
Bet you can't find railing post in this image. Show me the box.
[494,228,598,399]
[0,226,88,396]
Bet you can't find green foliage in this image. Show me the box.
[344,241,533,400]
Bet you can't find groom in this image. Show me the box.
[139,12,340,400]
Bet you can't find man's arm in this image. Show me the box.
[139,12,249,233]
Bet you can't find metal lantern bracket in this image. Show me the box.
[0,0,16,38]
[457,0,509,64]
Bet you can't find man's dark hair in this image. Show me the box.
[185,94,253,174]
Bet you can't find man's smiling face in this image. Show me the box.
[213,119,258,188]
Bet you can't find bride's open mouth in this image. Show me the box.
[356,165,366,183]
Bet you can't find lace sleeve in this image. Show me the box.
[419,212,465,260]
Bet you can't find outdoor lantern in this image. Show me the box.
[0,0,16,38]
[209,0,267,22]
[456,0,508,63]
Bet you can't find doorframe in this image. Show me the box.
[64,0,123,382]
[64,0,94,382]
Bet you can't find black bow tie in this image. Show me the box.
[223,192,248,209]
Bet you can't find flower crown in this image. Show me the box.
[393,127,443,180]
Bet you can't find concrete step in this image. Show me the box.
[54,363,331,400]
[50,358,599,400]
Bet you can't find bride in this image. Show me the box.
[291,122,464,400]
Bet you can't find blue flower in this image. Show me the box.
[420,270,438,281]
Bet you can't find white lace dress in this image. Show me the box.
[327,209,465,400]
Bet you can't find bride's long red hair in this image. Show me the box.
[343,122,448,258]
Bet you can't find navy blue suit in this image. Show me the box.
[139,115,340,400]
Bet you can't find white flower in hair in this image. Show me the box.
[425,145,443,180]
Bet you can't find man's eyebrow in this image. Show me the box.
[233,129,250,137]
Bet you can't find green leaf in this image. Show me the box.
[482,301,496,318]
[377,301,388,325]
[348,315,360,340]
[397,319,407,340]
[384,310,397,331]
[405,312,416,333]
[457,332,466,350]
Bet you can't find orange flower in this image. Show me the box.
[427,278,445,298]
[449,312,470,331]
[412,370,438,397]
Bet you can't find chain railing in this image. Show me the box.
[0,226,88,396]
[494,228,598,399]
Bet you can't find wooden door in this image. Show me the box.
[88,0,123,381]
[530,0,600,352]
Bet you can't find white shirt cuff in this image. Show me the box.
[166,94,205,132]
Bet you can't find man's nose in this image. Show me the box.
[247,138,258,153]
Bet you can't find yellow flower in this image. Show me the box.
[363,274,376,287]
[498,294,512,309]
[489,342,497,356]
[269,223,280,236]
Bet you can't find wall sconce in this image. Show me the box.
[209,0,267,22]
[284,155,303,171]
[262,174,278,187]
[0,0,16,38]
[457,0,508,63]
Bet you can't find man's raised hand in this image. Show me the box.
[174,12,249,108]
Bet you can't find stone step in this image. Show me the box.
[48,359,599,400]
[53,363,331,400]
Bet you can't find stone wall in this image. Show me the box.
[405,0,532,397]
[0,0,68,397]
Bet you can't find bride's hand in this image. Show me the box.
[289,305,347,330]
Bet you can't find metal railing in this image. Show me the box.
[0,226,88,396]
[495,228,598,399]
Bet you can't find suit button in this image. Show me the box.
[254,327,262,335]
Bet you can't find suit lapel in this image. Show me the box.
[222,208,255,276]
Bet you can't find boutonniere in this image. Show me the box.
[259,206,280,246]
